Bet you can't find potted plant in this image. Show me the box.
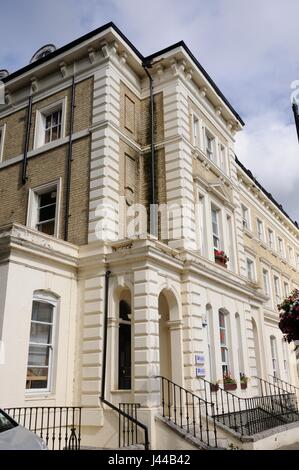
[214,250,229,268]
[240,373,249,390]
[223,371,237,391]
[210,380,220,392]
[278,289,299,350]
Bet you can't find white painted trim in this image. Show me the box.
[33,97,67,149]
[26,178,62,238]
[0,123,6,163]
[25,292,59,395]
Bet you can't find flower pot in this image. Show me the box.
[215,258,227,268]
[224,382,237,391]
[241,382,247,390]
[210,384,219,392]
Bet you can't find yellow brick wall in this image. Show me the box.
[0,77,93,161]
[0,136,90,245]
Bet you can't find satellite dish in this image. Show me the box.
[0,69,9,79]
[30,44,56,63]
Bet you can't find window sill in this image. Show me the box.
[25,391,54,400]
[111,389,132,393]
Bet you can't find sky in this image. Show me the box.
[1,0,299,221]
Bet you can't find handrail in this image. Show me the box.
[198,376,299,436]
[268,375,299,394]
[253,376,291,397]
[101,398,149,450]
[156,375,218,448]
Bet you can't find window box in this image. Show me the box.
[214,250,229,268]
[224,382,237,391]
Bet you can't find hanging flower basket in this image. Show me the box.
[278,289,299,348]
[214,250,229,268]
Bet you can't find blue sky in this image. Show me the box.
[1,0,299,221]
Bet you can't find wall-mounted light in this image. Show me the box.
[202,315,207,328]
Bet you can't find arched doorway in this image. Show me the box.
[118,289,132,390]
[252,318,262,379]
[158,289,183,385]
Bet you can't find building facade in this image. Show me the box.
[0,23,299,449]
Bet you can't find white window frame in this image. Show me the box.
[27,179,61,237]
[205,129,216,163]
[278,237,284,257]
[297,253,299,272]
[219,144,227,174]
[34,98,67,149]
[241,204,250,230]
[26,291,58,394]
[195,188,207,256]
[257,218,264,241]
[219,310,229,377]
[211,205,221,251]
[263,268,270,296]
[283,280,289,298]
[0,124,6,163]
[192,113,200,148]
[273,274,281,304]
[246,257,256,282]
[270,336,279,378]
[288,246,294,265]
[268,228,274,250]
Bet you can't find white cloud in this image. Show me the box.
[236,111,299,221]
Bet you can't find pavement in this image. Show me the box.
[277,442,299,450]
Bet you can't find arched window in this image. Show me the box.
[118,296,132,390]
[26,291,58,391]
[219,310,229,377]
[205,304,214,381]
[282,339,289,381]
[270,336,279,378]
[235,313,244,375]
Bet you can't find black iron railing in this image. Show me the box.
[269,375,299,395]
[119,403,141,448]
[101,398,149,450]
[4,406,81,450]
[157,376,218,448]
[254,376,292,397]
[199,377,299,436]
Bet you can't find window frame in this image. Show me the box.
[267,228,274,250]
[205,129,216,163]
[263,268,270,296]
[218,310,229,377]
[192,113,201,148]
[257,218,264,241]
[273,274,281,304]
[0,124,6,163]
[26,291,58,394]
[34,98,67,149]
[246,256,256,282]
[211,205,221,251]
[27,179,61,237]
[241,204,250,230]
[277,237,285,257]
[270,336,279,378]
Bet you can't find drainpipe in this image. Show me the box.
[292,101,299,143]
[142,63,157,238]
[101,270,111,400]
[21,93,33,184]
[64,75,76,241]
